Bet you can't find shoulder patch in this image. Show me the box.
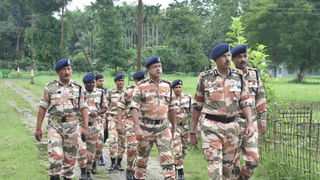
[161,79,171,85]
[137,78,148,85]
[200,69,214,77]
[247,67,257,72]
[71,80,82,87]
[46,80,58,88]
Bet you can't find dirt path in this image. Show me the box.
[4,80,165,180]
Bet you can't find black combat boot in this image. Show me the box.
[50,175,60,180]
[116,157,124,171]
[98,155,105,166]
[107,158,117,171]
[126,169,134,180]
[91,161,97,174]
[87,171,94,180]
[177,168,185,180]
[79,167,87,180]
[63,177,71,180]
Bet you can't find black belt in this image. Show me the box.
[205,114,235,123]
[141,119,163,125]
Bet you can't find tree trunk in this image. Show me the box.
[60,0,65,58]
[152,24,155,47]
[137,0,143,70]
[15,30,21,61]
[31,15,35,84]
[156,25,159,46]
[296,66,305,82]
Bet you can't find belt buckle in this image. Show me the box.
[61,117,66,122]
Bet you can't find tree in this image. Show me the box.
[164,1,208,74]
[243,0,320,82]
[92,0,132,72]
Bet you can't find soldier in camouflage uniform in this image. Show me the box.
[118,70,146,180]
[171,79,192,180]
[106,73,126,171]
[130,56,176,180]
[231,45,267,180]
[77,121,88,180]
[35,58,88,180]
[81,72,108,180]
[190,43,254,180]
[94,74,108,169]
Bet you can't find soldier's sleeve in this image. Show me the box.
[39,86,50,109]
[255,76,267,121]
[118,91,126,110]
[192,73,205,111]
[130,86,142,110]
[79,85,87,109]
[239,76,252,109]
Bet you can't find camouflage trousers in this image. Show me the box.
[173,124,189,169]
[135,122,175,180]
[47,119,79,178]
[201,116,239,180]
[232,118,259,180]
[107,116,126,158]
[77,134,87,168]
[125,117,137,172]
[94,122,105,161]
[85,122,100,170]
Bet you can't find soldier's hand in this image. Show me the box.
[245,123,254,138]
[190,133,199,150]
[35,128,42,142]
[82,127,89,140]
[259,120,267,136]
[117,123,124,134]
[135,127,144,141]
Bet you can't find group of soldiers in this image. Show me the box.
[34,42,267,180]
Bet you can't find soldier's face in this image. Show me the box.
[232,53,248,70]
[173,85,183,96]
[115,79,124,89]
[215,52,231,70]
[85,81,95,91]
[57,66,72,82]
[96,78,104,88]
[147,63,162,79]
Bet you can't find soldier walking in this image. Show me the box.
[190,43,254,180]
[118,70,146,180]
[94,74,108,168]
[231,44,267,180]
[81,73,108,180]
[35,58,88,180]
[171,79,192,180]
[130,56,176,180]
[106,73,126,171]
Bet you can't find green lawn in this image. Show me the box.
[0,80,47,180]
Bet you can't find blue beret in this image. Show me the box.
[133,70,146,81]
[171,79,183,88]
[95,74,104,80]
[144,56,161,68]
[55,58,72,71]
[231,44,248,57]
[210,43,230,60]
[82,72,96,83]
[114,73,125,81]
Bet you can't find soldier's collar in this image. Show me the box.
[57,79,73,87]
[147,77,162,84]
[214,68,232,76]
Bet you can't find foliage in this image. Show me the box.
[243,0,320,82]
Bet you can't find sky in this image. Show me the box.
[68,0,176,11]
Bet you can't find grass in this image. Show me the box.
[0,80,47,180]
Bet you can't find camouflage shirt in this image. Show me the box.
[241,67,267,121]
[39,80,87,117]
[130,77,173,121]
[106,87,124,116]
[193,68,251,117]
[84,88,108,122]
[118,85,135,119]
[172,93,192,125]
